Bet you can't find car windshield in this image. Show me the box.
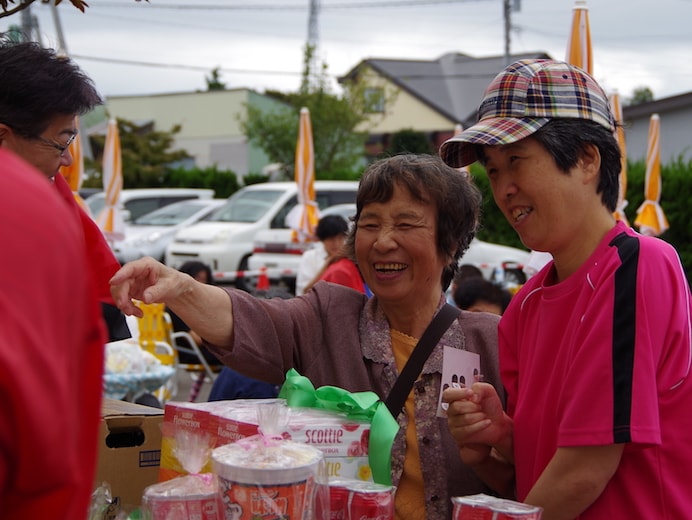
[134,201,209,226]
[86,193,105,217]
[205,189,284,223]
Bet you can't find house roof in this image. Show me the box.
[623,90,692,119]
[340,51,551,127]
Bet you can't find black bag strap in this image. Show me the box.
[384,303,461,418]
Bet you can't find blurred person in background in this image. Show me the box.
[167,261,221,365]
[0,37,128,341]
[453,277,511,316]
[446,263,484,305]
[110,154,503,519]
[304,251,372,296]
[0,149,105,518]
[294,214,349,295]
[302,214,372,295]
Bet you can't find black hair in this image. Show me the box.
[0,38,103,137]
[315,214,348,241]
[179,261,214,285]
[344,154,482,290]
[453,277,512,314]
[452,264,484,287]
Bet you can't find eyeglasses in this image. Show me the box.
[33,133,77,157]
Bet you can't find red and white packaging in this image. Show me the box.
[219,404,373,481]
[144,426,224,519]
[329,479,352,520]
[329,478,394,520]
[159,402,217,481]
[163,399,373,482]
[159,400,281,481]
[141,474,224,520]
[452,494,543,519]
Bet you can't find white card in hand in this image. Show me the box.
[437,346,480,417]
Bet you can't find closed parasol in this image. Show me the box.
[566,0,593,74]
[634,114,669,236]
[609,91,629,225]
[95,118,125,241]
[286,107,319,243]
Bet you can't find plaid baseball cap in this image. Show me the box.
[440,59,615,168]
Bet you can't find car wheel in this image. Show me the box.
[235,256,258,293]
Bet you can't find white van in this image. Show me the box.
[85,188,215,224]
[164,181,358,291]
[248,203,357,292]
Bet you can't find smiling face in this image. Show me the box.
[482,136,611,279]
[354,182,447,313]
[0,114,77,179]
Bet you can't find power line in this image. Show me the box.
[71,54,303,77]
[93,0,490,10]
[71,53,506,81]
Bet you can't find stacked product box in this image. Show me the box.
[159,399,373,483]
[159,399,272,481]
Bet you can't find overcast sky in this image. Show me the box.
[4,0,692,102]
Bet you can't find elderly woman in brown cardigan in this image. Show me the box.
[111,154,502,520]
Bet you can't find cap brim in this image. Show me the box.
[440,117,549,168]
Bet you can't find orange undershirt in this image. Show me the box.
[391,329,426,519]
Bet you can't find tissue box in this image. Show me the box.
[215,402,372,481]
[158,400,274,481]
[159,399,372,482]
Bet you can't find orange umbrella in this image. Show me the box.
[634,114,669,236]
[288,107,319,242]
[566,0,593,75]
[609,91,629,225]
[59,116,89,212]
[95,118,125,241]
[454,124,471,178]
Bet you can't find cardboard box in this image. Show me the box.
[94,399,164,508]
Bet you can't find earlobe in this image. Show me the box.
[0,123,11,142]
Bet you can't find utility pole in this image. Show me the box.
[20,0,41,43]
[50,2,68,56]
[306,0,321,89]
[503,0,511,66]
[503,0,521,66]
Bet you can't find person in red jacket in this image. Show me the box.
[0,148,106,519]
[0,37,128,340]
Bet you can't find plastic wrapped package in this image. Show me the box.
[211,402,330,519]
[103,339,175,400]
[141,474,223,520]
[329,478,394,519]
[452,494,543,519]
[142,428,223,520]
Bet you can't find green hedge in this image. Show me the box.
[468,156,692,285]
[167,166,240,199]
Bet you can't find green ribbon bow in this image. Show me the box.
[278,368,399,486]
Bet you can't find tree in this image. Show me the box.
[241,45,371,179]
[205,67,226,91]
[0,0,146,19]
[84,118,191,188]
[628,86,654,106]
[388,129,433,155]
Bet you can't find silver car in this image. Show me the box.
[112,199,225,264]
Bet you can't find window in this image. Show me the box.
[211,190,285,223]
[364,87,385,113]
